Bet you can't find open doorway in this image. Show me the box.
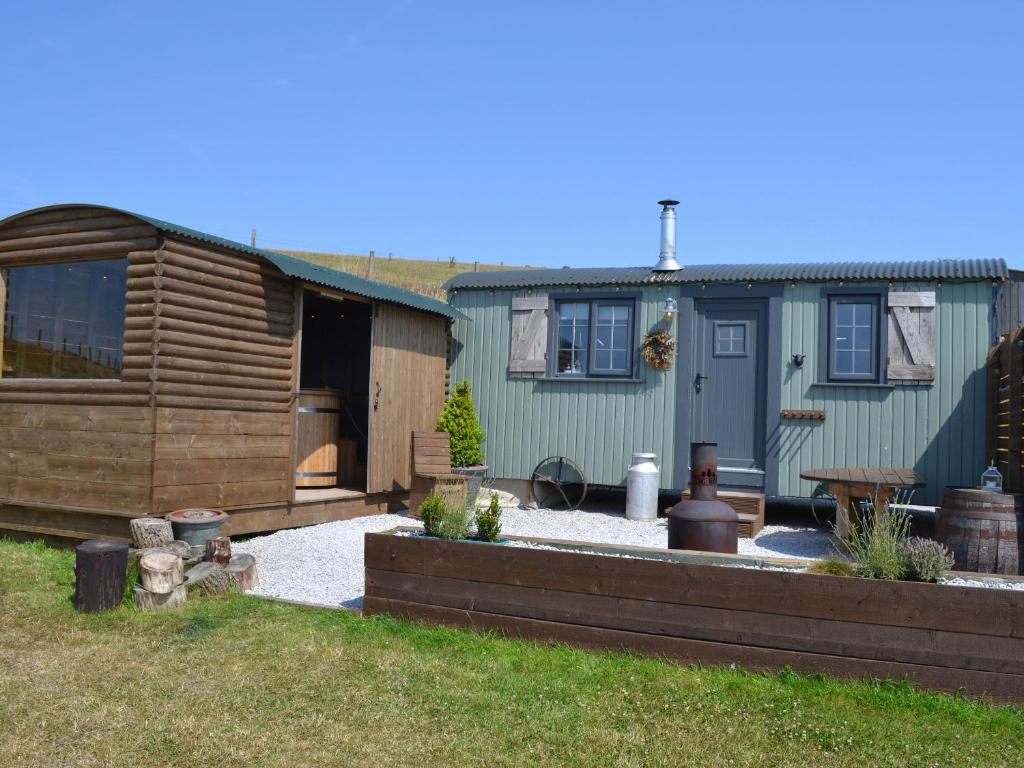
[294,289,373,499]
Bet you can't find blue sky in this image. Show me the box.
[1,1,1021,268]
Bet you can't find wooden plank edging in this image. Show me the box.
[364,532,1024,637]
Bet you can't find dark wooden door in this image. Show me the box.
[690,300,767,489]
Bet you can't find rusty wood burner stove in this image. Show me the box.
[668,442,739,554]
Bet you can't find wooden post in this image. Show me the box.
[251,228,257,248]
[75,540,129,613]
[367,250,375,279]
[130,518,173,549]
[0,267,7,378]
[139,553,184,594]
[205,536,231,564]
[184,562,231,595]
[226,553,258,590]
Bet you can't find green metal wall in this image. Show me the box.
[778,280,992,505]
[450,279,993,503]
[449,286,678,488]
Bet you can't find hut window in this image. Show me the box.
[1,259,127,379]
[826,294,881,383]
[552,297,635,378]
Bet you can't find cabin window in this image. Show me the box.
[826,294,881,383]
[552,297,635,378]
[0,259,127,379]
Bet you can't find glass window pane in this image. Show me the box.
[853,326,872,351]
[836,304,854,326]
[595,324,612,349]
[835,351,854,374]
[853,350,872,374]
[854,303,873,325]
[612,326,627,351]
[2,259,127,379]
[612,349,628,370]
[560,302,586,320]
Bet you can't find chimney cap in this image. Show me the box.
[658,199,680,208]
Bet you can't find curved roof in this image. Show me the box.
[0,204,465,320]
[445,259,1008,291]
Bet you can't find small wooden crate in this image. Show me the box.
[678,489,766,538]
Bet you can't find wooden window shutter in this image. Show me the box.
[508,295,548,377]
[887,291,936,381]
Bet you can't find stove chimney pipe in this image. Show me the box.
[653,199,682,272]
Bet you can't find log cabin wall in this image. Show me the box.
[0,206,160,532]
[149,235,296,513]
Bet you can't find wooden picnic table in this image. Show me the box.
[799,467,924,539]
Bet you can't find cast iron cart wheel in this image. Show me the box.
[531,456,588,510]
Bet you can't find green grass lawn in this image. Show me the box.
[1,539,1021,767]
[278,250,530,299]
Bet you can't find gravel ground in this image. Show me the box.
[235,505,835,609]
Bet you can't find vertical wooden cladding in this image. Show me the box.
[368,304,448,493]
[0,207,159,516]
[149,235,296,512]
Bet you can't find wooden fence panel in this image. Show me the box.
[988,328,1024,491]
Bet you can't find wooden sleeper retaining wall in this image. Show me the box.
[363,530,1024,702]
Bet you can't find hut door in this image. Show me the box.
[689,300,768,489]
[367,303,448,494]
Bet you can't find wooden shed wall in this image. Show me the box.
[147,235,296,513]
[779,280,993,505]
[448,286,678,488]
[450,279,994,503]
[0,207,159,520]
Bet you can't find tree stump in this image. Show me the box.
[184,562,231,595]
[139,553,184,594]
[75,540,129,613]
[130,518,174,549]
[133,584,186,611]
[204,536,232,565]
[225,553,258,591]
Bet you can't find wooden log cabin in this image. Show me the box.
[0,204,461,542]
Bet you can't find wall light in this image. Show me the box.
[663,297,678,321]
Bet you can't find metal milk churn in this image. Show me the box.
[626,452,660,521]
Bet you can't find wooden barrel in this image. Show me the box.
[295,390,341,488]
[936,488,1024,575]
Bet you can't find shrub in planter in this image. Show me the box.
[842,506,911,580]
[437,380,485,467]
[437,380,487,510]
[420,494,470,540]
[904,537,955,582]
[808,555,857,577]
[475,493,503,542]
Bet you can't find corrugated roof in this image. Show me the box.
[134,212,466,320]
[444,259,1008,291]
[0,204,464,320]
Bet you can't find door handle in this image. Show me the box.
[373,381,381,411]
[695,373,709,394]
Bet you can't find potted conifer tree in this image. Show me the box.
[437,380,487,512]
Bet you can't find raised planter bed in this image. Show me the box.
[363,528,1024,701]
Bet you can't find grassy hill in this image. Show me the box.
[278,250,532,299]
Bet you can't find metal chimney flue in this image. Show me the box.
[653,199,681,272]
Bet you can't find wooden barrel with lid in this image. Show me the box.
[295,390,341,488]
[936,487,1024,574]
